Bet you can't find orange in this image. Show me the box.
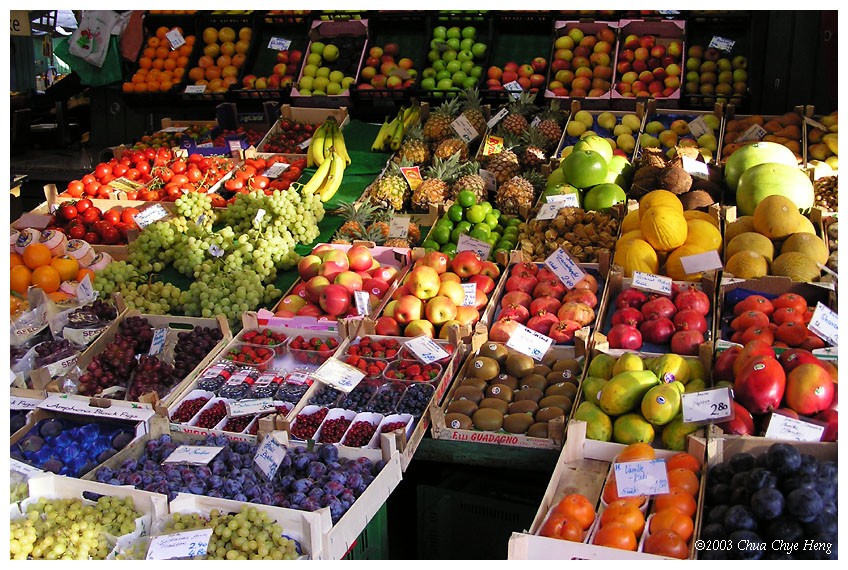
[177,55,190,68]
[184,35,196,46]
[139,57,153,70]
[133,83,148,93]
[198,55,214,69]
[10,265,32,294]
[614,442,655,463]
[593,522,637,551]
[76,268,95,283]
[163,58,177,71]
[10,295,21,316]
[142,47,156,59]
[650,507,694,542]
[666,452,702,475]
[159,80,174,92]
[204,67,222,81]
[188,67,205,82]
[600,500,645,538]
[155,46,170,60]
[23,243,52,269]
[602,473,647,508]
[122,82,135,93]
[32,266,61,293]
[667,468,700,496]
[10,252,24,267]
[643,529,689,559]
[216,54,232,69]
[152,59,165,70]
[652,487,697,518]
[155,26,169,39]
[168,49,181,60]
[552,494,595,531]
[148,36,161,49]
[51,255,80,281]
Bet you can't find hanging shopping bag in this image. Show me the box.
[68,10,120,68]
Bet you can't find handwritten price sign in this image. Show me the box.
[681,387,734,424]
[614,459,670,497]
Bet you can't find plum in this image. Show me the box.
[723,504,758,532]
[786,487,823,523]
[745,468,777,492]
[232,493,247,502]
[188,481,206,495]
[20,435,45,454]
[307,461,327,480]
[706,505,729,525]
[729,452,755,474]
[318,444,339,463]
[816,460,837,480]
[39,419,64,439]
[308,487,324,500]
[730,486,751,506]
[766,443,801,477]
[700,522,726,540]
[291,478,313,494]
[804,512,837,536]
[42,459,64,474]
[750,487,784,520]
[706,482,731,506]
[111,431,134,450]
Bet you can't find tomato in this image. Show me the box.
[112,163,129,177]
[144,148,156,160]
[199,157,212,170]
[84,182,101,196]
[68,224,87,239]
[59,204,78,221]
[186,168,203,184]
[286,166,302,179]
[66,180,85,197]
[125,191,138,200]
[157,167,174,183]
[100,226,121,245]
[251,175,270,190]
[165,186,183,200]
[96,185,113,199]
[121,208,139,225]
[103,209,122,225]
[124,168,140,181]
[94,163,112,179]
[170,174,189,186]
[153,154,169,167]
[241,165,257,178]
[74,199,92,213]
[188,153,202,164]
[225,178,245,192]
[171,160,187,174]
[136,162,151,176]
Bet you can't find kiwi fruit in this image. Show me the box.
[460,376,488,390]
[478,342,508,365]
[546,382,578,400]
[553,358,580,373]
[486,383,514,402]
[472,408,504,431]
[503,413,534,434]
[509,400,539,415]
[535,406,565,422]
[479,397,509,415]
[453,386,484,404]
[513,387,544,403]
[533,364,552,376]
[447,399,478,416]
[505,353,535,378]
[546,370,578,386]
[445,413,473,430]
[519,374,548,392]
[493,373,518,391]
[470,356,500,381]
[539,395,572,412]
[527,422,550,438]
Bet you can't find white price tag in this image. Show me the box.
[132,204,170,229]
[148,328,168,356]
[388,216,410,239]
[10,458,44,477]
[681,387,734,423]
[160,126,189,133]
[686,116,711,138]
[450,114,478,143]
[313,357,366,393]
[487,107,509,129]
[531,116,541,128]
[658,10,680,14]
[227,398,275,418]
[354,291,371,316]
[264,162,290,178]
[184,84,207,94]
[254,208,266,225]
[77,274,96,303]
[208,244,225,258]
[45,354,79,378]
[163,446,224,465]
[268,36,292,51]
[228,139,243,152]
[456,234,491,260]
[709,35,736,53]
[404,336,450,364]
[146,528,214,560]
[254,434,288,480]
[461,283,477,307]
[479,169,497,193]
[631,272,673,295]
[682,156,710,179]
[808,302,838,346]
[736,124,767,143]
[535,201,565,220]
[298,137,312,150]
[544,248,586,289]
[765,412,825,442]
[804,116,828,131]
[62,326,105,346]
[165,28,186,50]
[614,459,670,497]
[546,193,580,206]
[680,250,723,275]
[197,142,214,148]
[503,81,523,99]
[506,323,554,361]
[196,213,207,226]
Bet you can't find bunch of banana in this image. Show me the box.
[306,117,351,169]
[371,103,421,152]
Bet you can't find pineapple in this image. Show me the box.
[396,125,430,165]
[422,98,462,143]
[537,100,564,149]
[333,201,374,242]
[496,171,544,215]
[411,152,463,212]
[519,127,549,171]
[484,132,521,185]
[364,220,389,244]
[369,160,410,211]
[502,91,538,137]
[461,87,487,138]
[450,160,488,203]
[434,137,469,161]
[373,208,422,247]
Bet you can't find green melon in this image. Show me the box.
[736,162,815,216]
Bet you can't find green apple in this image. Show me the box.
[428,50,441,63]
[445,59,461,74]
[469,66,483,78]
[316,67,331,78]
[451,71,467,86]
[299,88,312,96]
[457,49,474,63]
[313,76,330,91]
[460,60,474,74]
[302,64,318,78]
[436,69,452,82]
[437,78,455,90]
[420,77,437,90]
[310,42,325,55]
[471,43,487,59]
[298,76,314,90]
[326,82,342,95]
[433,59,447,72]
[328,70,344,84]
[422,67,437,79]
[433,26,447,39]
[323,44,339,63]
[306,53,322,66]
[446,37,461,51]
[446,27,462,39]
[463,77,478,89]
[431,39,445,50]
[341,77,355,89]
[442,49,458,62]
[462,26,476,39]
[460,38,474,52]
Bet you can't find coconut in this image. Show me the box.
[679,190,716,210]
[657,166,693,195]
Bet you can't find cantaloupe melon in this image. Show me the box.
[781,232,828,264]
[683,210,720,229]
[795,216,816,235]
[753,195,805,240]
[726,232,775,263]
[640,206,688,252]
[725,250,770,279]
[613,237,659,276]
[620,209,641,234]
[772,252,821,282]
[684,219,723,251]
[725,216,756,243]
[665,244,710,281]
[639,190,683,219]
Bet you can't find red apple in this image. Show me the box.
[450,251,483,278]
[531,57,547,73]
[319,284,351,316]
[394,294,424,324]
[424,295,458,325]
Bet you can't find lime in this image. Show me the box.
[561,150,609,189]
[422,239,440,251]
[498,240,515,252]
[480,201,493,215]
[483,213,499,228]
[432,225,452,244]
[507,217,522,227]
[438,217,454,230]
[485,235,498,247]
[470,228,490,242]
[456,220,472,234]
[583,183,626,211]
[448,204,464,223]
[457,190,476,208]
[472,223,491,237]
[440,243,458,257]
[450,227,465,243]
[489,232,502,243]
[490,208,501,219]
[466,205,486,224]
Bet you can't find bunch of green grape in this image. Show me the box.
[10,496,141,560]
[94,261,143,297]
[164,511,214,533]
[206,506,300,560]
[175,192,216,228]
[180,267,282,324]
[127,220,180,273]
[119,282,184,315]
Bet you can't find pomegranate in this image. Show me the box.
[615,288,648,310]
[674,286,710,316]
[670,330,704,356]
[718,401,756,435]
[489,318,519,343]
[562,289,598,308]
[500,290,532,310]
[640,317,676,345]
[641,296,676,321]
[571,273,598,293]
[513,262,539,276]
[527,312,559,335]
[535,267,556,281]
[533,280,567,300]
[734,355,786,415]
[529,297,561,317]
[732,294,775,316]
[557,302,595,327]
[672,309,707,334]
[505,274,539,295]
[548,320,582,344]
[607,324,642,350]
[785,363,835,415]
[499,304,530,324]
[611,307,644,327]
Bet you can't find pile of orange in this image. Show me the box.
[186,26,253,94]
[10,244,95,299]
[539,493,596,542]
[123,26,196,93]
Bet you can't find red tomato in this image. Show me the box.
[103,209,122,225]
[94,163,112,179]
[66,180,85,197]
[96,186,113,199]
[112,163,129,177]
[252,175,270,190]
[136,162,151,176]
[171,160,187,174]
[84,182,100,196]
[81,174,96,186]
[121,208,139,226]
[186,168,203,184]
[124,168,140,180]
[75,199,93,213]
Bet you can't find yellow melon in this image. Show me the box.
[684,219,723,252]
[726,232,775,263]
[725,216,756,243]
[772,252,821,282]
[613,237,659,277]
[619,229,645,242]
[683,210,720,229]
[639,190,684,219]
[780,232,828,264]
[725,250,770,279]
[620,209,641,234]
[753,195,804,240]
[665,244,710,281]
[795,216,817,235]
[640,206,688,252]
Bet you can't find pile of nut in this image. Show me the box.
[814,176,838,211]
[827,219,838,274]
[517,207,620,263]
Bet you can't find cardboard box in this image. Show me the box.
[9,389,47,411]
[555,99,647,162]
[507,420,705,560]
[635,102,726,164]
[256,104,349,153]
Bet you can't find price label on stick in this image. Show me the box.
[487,108,509,129]
[461,283,476,307]
[400,166,423,191]
[146,528,213,560]
[506,323,554,362]
[804,116,828,130]
[765,412,825,442]
[631,271,673,296]
[404,336,450,364]
[163,446,224,465]
[681,387,734,424]
[535,201,567,220]
[353,291,371,316]
[254,434,288,480]
[227,398,274,418]
[546,193,580,206]
[165,28,186,50]
[148,328,168,356]
[544,248,586,289]
[264,162,289,178]
[298,137,312,150]
[686,116,711,138]
[268,36,292,51]
[503,81,523,99]
[254,208,266,225]
[456,234,491,260]
[481,136,504,156]
[709,35,736,53]
[682,156,710,180]
[614,459,670,497]
[77,274,97,302]
[184,84,207,94]
[680,250,723,275]
[807,302,838,346]
[388,216,410,239]
[132,204,170,229]
[313,358,366,393]
[208,244,224,258]
[450,114,478,143]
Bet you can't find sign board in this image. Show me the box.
[10,11,31,36]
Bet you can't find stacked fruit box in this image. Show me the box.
[633,105,725,165]
[720,108,806,168]
[122,13,199,99]
[257,104,349,153]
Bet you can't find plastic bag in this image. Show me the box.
[54,35,123,86]
[69,10,120,67]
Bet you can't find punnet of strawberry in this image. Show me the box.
[344,355,387,379]
[223,343,274,369]
[289,335,340,364]
[241,329,288,354]
[345,337,401,359]
[384,360,442,383]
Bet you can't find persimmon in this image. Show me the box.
[614,442,655,463]
[552,494,595,530]
[643,529,689,559]
[593,522,637,551]
[10,252,24,267]
[600,500,645,537]
[665,452,701,475]
[539,514,584,542]
[667,468,700,496]
[652,487,697,517]
[602,473,647,508]
[32,266,61,293]
[50,256,79,282]
[649,508,694,542]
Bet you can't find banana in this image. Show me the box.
[301,152,334,195]
[320,153,346,202]
[322,124,335,161]
[403,108,420,131]
[332,122,351,165]
[371,117,391,152]
[389,118,406,151]
[310,123,328,167]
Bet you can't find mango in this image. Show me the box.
[641,384,682,426]
[573,401,613,442]
[587,353,617,380]
[650,354,690,385]
[613,413,656,445]
[686,358,707,382]
[823,133,839,155]
[685,378,707,393]
[612,353,645,376]
[661,414,700,451]
[581,377,608,407]
[599,370,660,416]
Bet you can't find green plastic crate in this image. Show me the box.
[342,503,389,560]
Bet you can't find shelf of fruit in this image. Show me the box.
[183,18,256,99]
[544,20,619,104]
[122,16,198,97]
[417,18,492,99]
